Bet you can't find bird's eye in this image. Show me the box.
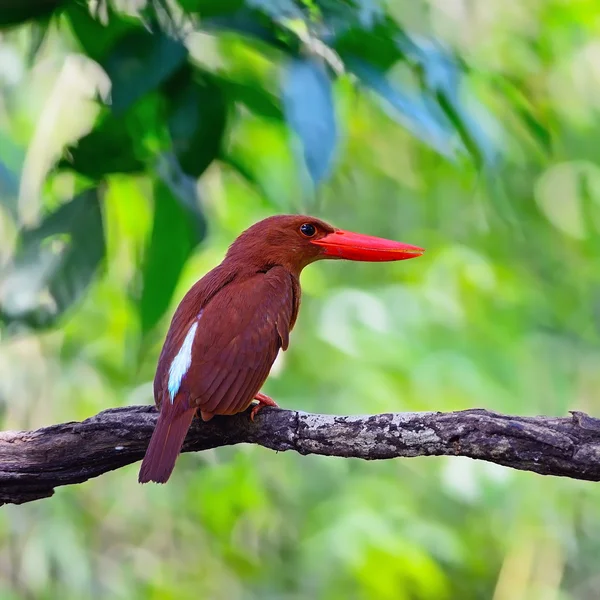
[300,223,317,238]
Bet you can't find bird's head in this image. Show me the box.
[225,215,424,275]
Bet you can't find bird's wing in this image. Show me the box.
[165,266,297,415]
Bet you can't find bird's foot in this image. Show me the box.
[250,392,279,422]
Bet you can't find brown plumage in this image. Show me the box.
[139,215,424,484]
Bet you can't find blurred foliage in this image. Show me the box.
[1,0,600,599]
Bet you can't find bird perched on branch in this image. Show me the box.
[139,215,424,484]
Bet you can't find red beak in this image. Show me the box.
[311,229,425,262]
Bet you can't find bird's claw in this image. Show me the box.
[250,392,279,421]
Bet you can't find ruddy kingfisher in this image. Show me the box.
[139,215,424,484]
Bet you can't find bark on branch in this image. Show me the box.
[1,405,600,506]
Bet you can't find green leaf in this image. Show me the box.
[59,110,145,179]
[201,8,289,50]
[0,188,105,328]
[219,77,283,120]
[60,95,168,180]
[397,34,500,165]
[139,156,207,334]
[346,58,460,160]
[282,58,338,185]
[102,30,188,114]
[166,69,228,178]
[317,0,386,32]
[334,18,403,71]
[0,0,64,28]
[492,77,552,153]
[65,2,139,62]
[178,0,244,16]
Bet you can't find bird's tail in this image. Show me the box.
[138,398,196,484]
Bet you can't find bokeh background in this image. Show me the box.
[2,0,600,598]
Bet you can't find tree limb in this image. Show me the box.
[1,405,600,506]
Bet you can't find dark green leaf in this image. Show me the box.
[222,79,283,120]
[0,188,105,328]
[65,2,139,62]
[166,69,228,178]
[201,8,290,50]
[156,153,207,241]
[334,18,403,71]
[178,0,244,16]
[203,68,283,121]
[139,155,206,333]
[60,96,167,180]
[282,58,337,185]
[103,30,188,114]
[59,110,145,179]
[0,0,64,28]
[346,58,460,160]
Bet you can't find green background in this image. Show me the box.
[1,1,600,598]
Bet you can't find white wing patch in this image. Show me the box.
[168,321,199,402]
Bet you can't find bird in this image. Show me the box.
[138,215,424,484]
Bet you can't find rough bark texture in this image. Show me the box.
[1,406,600,506]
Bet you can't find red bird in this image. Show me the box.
[139,215,424,484]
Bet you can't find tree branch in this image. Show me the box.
[2,405,600,505]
